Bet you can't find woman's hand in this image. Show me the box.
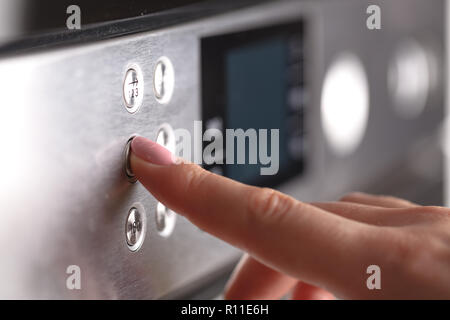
[130,136,450,299]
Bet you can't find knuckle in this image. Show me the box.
[380,195,404,203]
[391,233,415,263]
[408,206,450,221]
[371,229,415,272]
[246,187,295,224]
[340,192,365,202]
[379,229,431,279]
[364,226,449,297]
[423,206,450,216]
[182,164,211,193]
[402,239,437,280]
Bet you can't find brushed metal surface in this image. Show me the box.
[0,0,444,299]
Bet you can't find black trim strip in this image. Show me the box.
[0,0,268,57]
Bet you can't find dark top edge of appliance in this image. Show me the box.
[0,0,269,58]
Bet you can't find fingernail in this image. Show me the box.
[131,136,175,166]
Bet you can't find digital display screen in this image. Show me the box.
[202,22,305,187]
[226,36,290,182]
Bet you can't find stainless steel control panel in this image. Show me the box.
[0,0,444,299]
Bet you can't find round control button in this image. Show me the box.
[123,64,144,113]
[156,202,176,238]
[153,57,175,104]
[154,123,177,237]
[125,203,147,252]
[321,53,369,156]
[156,123,176,154]
[388,40,432,119]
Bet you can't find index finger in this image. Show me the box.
[130,136,382,296]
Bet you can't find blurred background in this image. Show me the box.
[0,0,447,299]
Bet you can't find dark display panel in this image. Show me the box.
[201,22,305,187]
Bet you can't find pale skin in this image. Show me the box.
[130,148,450,299]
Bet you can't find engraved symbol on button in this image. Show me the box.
[123,65,144,113]
[125,205,146,251]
